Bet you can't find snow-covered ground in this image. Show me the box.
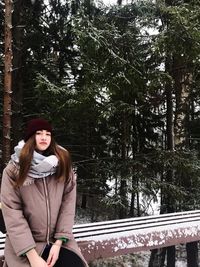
[90,250,188,267]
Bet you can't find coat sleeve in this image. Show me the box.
[54,171,77,240]
[1,164,36,256]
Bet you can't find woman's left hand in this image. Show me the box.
[47,240,62,267]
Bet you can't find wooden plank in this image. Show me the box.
[77,220,200,262]
[74,217,200,238]
[73,210,200,229]
[73,214,200,236]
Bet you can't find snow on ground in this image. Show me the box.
[90,250,188,267]
[176,261,187,267]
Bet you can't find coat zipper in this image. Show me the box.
[43,178,50,245]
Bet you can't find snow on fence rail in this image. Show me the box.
[1,210,200,264]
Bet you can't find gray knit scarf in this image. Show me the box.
[11,140,58,179]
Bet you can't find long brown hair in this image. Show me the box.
[16,135,72,186]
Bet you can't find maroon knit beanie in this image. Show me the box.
[24,118,52,142]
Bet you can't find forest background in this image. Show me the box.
[1,0,200,266]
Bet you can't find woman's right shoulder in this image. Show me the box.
[3,161,19,180]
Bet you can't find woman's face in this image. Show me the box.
[35,130,51,152]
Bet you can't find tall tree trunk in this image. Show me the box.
[136,179,140,216]
[149,54,175,266]
[119,114,129,219]
[80,121,90,210]
[172,55,198,266]
[165,55,176,267]
[173,55,191,148]
[129,102,138,217]
[129,176,135,217]
[2,0,13,170]
[11,0,26,148]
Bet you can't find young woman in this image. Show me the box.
[1,118,88,267]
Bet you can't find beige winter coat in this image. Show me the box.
[1,162,88,267]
